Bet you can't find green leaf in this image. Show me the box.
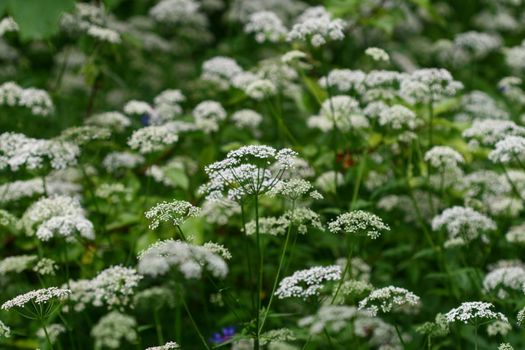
[6,0,75,40]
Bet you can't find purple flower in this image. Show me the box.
[209,326,236,344]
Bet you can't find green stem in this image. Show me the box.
[154,308,164,345]
[259,203,296,333]
[394,324,406,348]
[40,320,54,350]
[181,296,210,350]
[254,194,262,350]
[330,240,353,304]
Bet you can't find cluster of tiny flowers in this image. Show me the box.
[275,265,341,299]
[378,105,419,130]
[463,119,525,147]
[244,11,287,43]
[506,223,525,244]
[123,100,154,115]
[365,47,389,62]
[86,111,131,132]
[1,287,71,310]
[200,56,243,90]
[453,31,502,60]
[0,81,54,116]
[358,286,421,316]
[0,132,79,171]
[399,68,463,104]
[200,197,241,225]
[319,69,366,93]
[0,255,37,275]
[87,25,121,43]
[487,320,512,337]
[128,126,179,153]
[244,79,277,100]
[504,40,525,71]
[269,178,322,201]
[483,264,525,298]
[489,135,525,164]
[21,195,94,242]
[499,343,514,350]
[88,266,143,309]
[231,109,263,133]
[328,210,390,239]
[203,242,232,260]
[103,151,144,173]
[431,206,496,246]
[33,258,58,276]
[137,239,228,279]
[90,311,138,349]
[149,0,205,26]
[424,146,464,169]
[308,95,368,132]
[202,145,298,201]
[145,200,201,229]
[445,302,508,324]
[287,6,346,47]
[192,100,227,133]
[145,341,181,350]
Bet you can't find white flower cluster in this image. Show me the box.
[328,210,390,239]
[145,341,180,350]
[88,266,143,309]
[489,135,525,164]
[358,286,421,316]
[0,132,79,171]
[378,104,419,130]
[145,200,201,229]
[308,95,368,132]
[0,255,37,275]
[36,323,65,344]
[0,174,81,204]
[87,25,121,43]
[269,178,322,201]
[1,287,71,310]
[192,100,227,133]
[0,17,18,36]
[365,47,389,62]
[124,100,154,115]
[399,68,463,104]
[453,31,502,60]
[483,264,525,298]
[61,3,122,44]
[424,146,464,170]
[201,56,243,90]
[431,206,496,247]
[506,223,525,244]
[202,145,298,201]
[456,91,509,121]
[0,81,54,116]
[86,111,131,132]
[128,126,179,153]
[149,0,206,26]
[0,320,10,338]
[319,69,366,93]
[200,197,241,225]
[505,40,525,71]
[91,311,137,349]
[445,302,508,324]
[463,119,525,147]
[275,265,341,299]
[245,11,287,43]
[231,109,263,133]
[103,152,144,173]
[21,195,94,242]
[137,239,228,279]
[203,242,232,260]
[287,6,346,47]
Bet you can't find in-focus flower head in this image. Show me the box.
[202,145,298,201]
[1,287,71,310]
[358,286,421,316]
[328,210,390,239]
[145,200,201,230]
[145,341,180,350]
[445,301,508,324]
[275,265,341,299]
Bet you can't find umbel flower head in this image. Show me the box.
[489,135,525,164]
[145,341,180,350]
[137,239,228,279]
[1,287,71,310]
[201,145,298,201]
[482,264,525,299]
[145,200,201,230]
[91,311,138,349]
[328,210,390,239]
[275,265,341,299]
[358,286,421,316]
[431,206,496,247]
[445,301,508,325]
[21,196,95,242]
